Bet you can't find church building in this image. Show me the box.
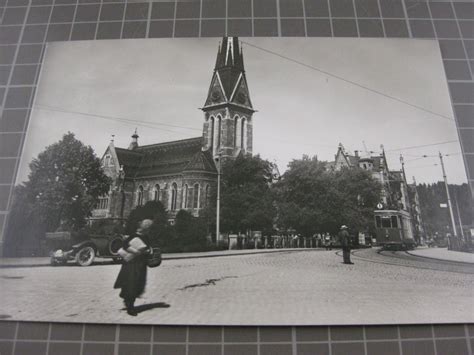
[91,37,255,222]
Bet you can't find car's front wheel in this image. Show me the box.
[75,246,95,266]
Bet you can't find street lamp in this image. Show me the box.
[215,151,222,244]
[118,165,126,221]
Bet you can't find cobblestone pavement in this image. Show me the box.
[0,248,472,325]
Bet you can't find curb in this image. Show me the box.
[0,248,318,269]
[164,248,313,261]
[405,250,474,265]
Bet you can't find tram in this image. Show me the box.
[374,209,416,250]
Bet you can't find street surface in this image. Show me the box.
[0,248,472,325]
[408,247,474,263]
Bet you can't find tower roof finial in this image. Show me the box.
[129,129,139,150]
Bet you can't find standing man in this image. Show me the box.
[324,233,332,250]
[339,225,353,264]
[114,219,153,316]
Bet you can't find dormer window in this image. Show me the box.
[104,154,111,167]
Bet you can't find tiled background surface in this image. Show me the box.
[0,0,473,354]
[0,322,472,355]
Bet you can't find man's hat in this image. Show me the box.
[340,225,348,230]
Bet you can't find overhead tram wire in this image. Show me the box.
[34,104,202,134]
[404,153,462,164]
[241,40,455,123]
[35,104,459,157]
[384,140,459,152]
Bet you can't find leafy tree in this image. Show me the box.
[125,200,167,234]
[125,200,171,248]
[416,182,472,236]
[275,155,381,237]
[125,201,209,252]
[4,185,47,256]
[331,167,382,234]
[204,154,277,236]
[4,133,110,255]
[174,210,208,252]
[28,132,109,229]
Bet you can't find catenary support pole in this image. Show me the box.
[439,152,457,237]
[454,192,465,241]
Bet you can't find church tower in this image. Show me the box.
[202,37,255,160]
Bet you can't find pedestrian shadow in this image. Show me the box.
[134,302,170,314]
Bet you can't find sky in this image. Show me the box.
[17,37,467,185]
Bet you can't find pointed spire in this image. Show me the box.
[128,128,139,150]
[215,41,223,69]
[214,37,244,71]
[240,42,245,70]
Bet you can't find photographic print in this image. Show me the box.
[0,37,472,325]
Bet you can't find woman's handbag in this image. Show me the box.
[147,247,162,268]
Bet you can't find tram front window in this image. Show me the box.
[381,217,392,228]
[391,216,398,228]
[375,216,382,228]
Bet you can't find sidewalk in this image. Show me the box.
[0,248,315,268]
[407,247,474,264]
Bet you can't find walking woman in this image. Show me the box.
[114,219,153,316]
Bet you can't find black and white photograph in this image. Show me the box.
[0,36,472,325]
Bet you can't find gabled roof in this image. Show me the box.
[346,155,359,167]
[183,149,217,172]
[115,137,217,178]
[330,144,390,173]
[114,148,143,176]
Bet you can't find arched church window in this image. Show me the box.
[233,116,239,147]
[241,117,246,149]
[137,185,144,206]
[154,184,160,201]
[193,183,200,209]
[183,184,189,208]
[171,183,178,211]
[216,115,222,149]
[209,116,215,149]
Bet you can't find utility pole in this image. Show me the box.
[399,154,411,212]
[216,152,222,244]
[454,191,465,241]
[439,152,457,237]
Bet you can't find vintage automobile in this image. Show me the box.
[46,231,125,266]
